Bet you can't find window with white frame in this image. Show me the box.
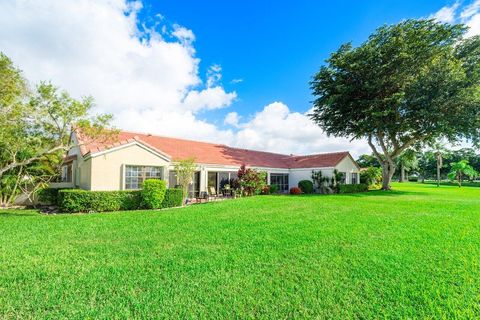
[125,165,163,190]
[61,163,73,182]
[270,173,289,192]
[351,172,358,184]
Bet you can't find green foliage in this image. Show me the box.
[289,187,302,195]
[141,179,167,209]
[160,188,183,209]
[174,158,196,204]
[338,183,368,194]
[0,53,114,205]
[37,188,64,205]
[298,180,314,194]
[447,160,478,187]
[310,20,480,190]
[237,165,267,196]
[360,167,382,188]
[356,154,381,168]
[58,190,142,213]
[269,184,279,194]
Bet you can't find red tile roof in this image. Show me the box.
[76,130,353,169]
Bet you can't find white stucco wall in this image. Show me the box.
[289,168,334,189]
[334,156,360,184]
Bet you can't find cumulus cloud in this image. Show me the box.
[0,0,370,157]
[224,112,241,127]
[232,102,368,157]
[430,0,480,36]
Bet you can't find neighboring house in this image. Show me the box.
[52,130,360,198]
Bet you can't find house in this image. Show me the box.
[53,130,360,197]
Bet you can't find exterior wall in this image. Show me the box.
[334,156,360,184]
[88,144,170,191]
[289,168,333,189]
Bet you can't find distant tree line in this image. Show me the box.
[357,148,480,182]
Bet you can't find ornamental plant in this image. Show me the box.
[237,165,267,196]
[289,187,302,195]
[141,179,166,209]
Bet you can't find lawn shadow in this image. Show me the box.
[344,189,429,197]
[0,209,40,217]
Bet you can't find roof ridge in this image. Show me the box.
[291,151,349,159]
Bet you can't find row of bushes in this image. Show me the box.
[58,188,183,213]
[39,180,183,213]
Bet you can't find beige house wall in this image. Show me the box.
[334,156,360,184]
[88,143,170,191]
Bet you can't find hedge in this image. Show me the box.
[141,179,166,209]
[58,188,183,213]
[37,188,64,205]
[298,180,314,194]
[161,188,183,208]
[58,190,142,213]
[338,183,368,194]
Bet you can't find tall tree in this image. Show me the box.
[0,53,114,205]
[310,20,480,190]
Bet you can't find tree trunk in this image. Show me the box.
[381,162,395,190]
[399,164,405,182]
[436,164,441,187]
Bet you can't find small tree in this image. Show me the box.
[174,158,196,205]
[448,160,477,187]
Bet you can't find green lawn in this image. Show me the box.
[1,183,479,319]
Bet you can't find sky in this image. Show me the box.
[0,0,479,157]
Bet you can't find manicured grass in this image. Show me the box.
[1,183,479,318]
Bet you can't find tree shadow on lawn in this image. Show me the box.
[344,189,429,198]
[0,209,41,217]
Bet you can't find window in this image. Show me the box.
[270,173,289,192]
[168,170,178,188]
[351,172,358,184]
[125,165,163,190]
[61,164,73,182]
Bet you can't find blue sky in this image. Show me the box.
[0,0,478,156]
[143,1,452,124]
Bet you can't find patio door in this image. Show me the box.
[188,171,200,198]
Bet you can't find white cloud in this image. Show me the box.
[429,1,460,23]
[0,0,370,158]
[232,102,368,157]
[230,78,244,84]
[430,0,480,36]
[224,112,241,127]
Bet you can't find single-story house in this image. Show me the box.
[53,130,360,198]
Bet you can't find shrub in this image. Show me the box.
[338,183,368,194]
[141,179,167,209]
[237,165,267,196]
[289,187,302,195]
[161,188,183,208]
[37,188,67,205]
[269,184,279,194]
[261,185,270,195]
[298,180,314,194]
[360,167,382,188]
[58,190,142,213]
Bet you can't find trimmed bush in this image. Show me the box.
[289,187,302,195]
[58,190,142,213]
[37,188,65,205]
[338,183,368,194]
[298,180,314,194]
[141,179,167,209]
[161,188,183,208]
[269,184,279,194]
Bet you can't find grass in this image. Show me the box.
[1,183,479,319]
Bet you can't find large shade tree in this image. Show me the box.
[310,20,480,190]
[0,53,114,205]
